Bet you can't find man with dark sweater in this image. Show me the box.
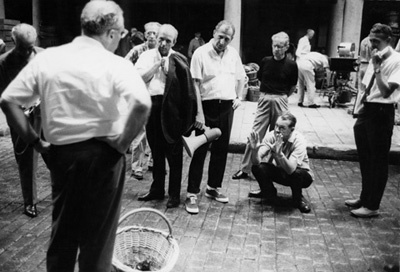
[233,31,298,180]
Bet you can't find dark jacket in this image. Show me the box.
[162,52,197,144]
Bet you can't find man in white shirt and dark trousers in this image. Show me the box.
[347,23,400,218]
[185,20,246,214]
[0,2,151,271]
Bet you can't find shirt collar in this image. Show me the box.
[207,39,229,59]
[73,36,106,50]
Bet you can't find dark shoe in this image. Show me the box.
[166,197,180,208]
[308,104,320,108]
[248,189,265,198]
[131,171,143,180]
[298,102,304,107]
[232,170,249,180]
[205,188,229,203]
[345,198,362,208]
[24,204,38,218]
[294,198,311,213]
[384,264,399,272]
[138,192,164,201]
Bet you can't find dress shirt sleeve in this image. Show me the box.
[1,57,40,108]
[135,50,154,76]
[288,133,308,168]
[235,52,246,80]
[190,49,203,80]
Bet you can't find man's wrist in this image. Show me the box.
[29,137,41,146]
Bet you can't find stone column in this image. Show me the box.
[327,0,345,57]
[0,0,5,18]
[342,0,364,57]
[32,0,40,45]
[224,0,241,54]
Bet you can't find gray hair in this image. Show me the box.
[80,0,123,36]
[158,24,179,42]
[11,23,37,43]
[279,111,297,128]
[271,31,290,46]
[144,22,161,33]
[215,20,235,37]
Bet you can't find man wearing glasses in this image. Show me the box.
[0,1,151,271]
[233,32,298,181]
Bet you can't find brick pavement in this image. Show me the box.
[0,135,399,272]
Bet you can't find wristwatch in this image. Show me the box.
[374,67,381,74]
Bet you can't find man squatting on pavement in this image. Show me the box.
[0,23,49,218]
[0,1,151,271]
[346,23,400,218]
[248,112,313,213]
[233,31,298,180]
[125,21,161,180]
[185,20,246,214]
[136,24,197,208]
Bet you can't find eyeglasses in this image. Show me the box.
[119,29,129,39]
[112,28,129,39]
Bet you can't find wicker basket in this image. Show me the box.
[112,208,180,272]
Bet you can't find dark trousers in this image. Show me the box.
[146,96,183,198]
[46,139,125,272]
[188,99,234,193]
[353,102,394,210]
[10,106,48,206]
[252,163,313,202]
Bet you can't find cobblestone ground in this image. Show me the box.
[0,135,399,272]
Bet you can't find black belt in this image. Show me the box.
[364,102,395,110]
[203,99,233,104]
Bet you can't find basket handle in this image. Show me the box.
[118,208,174,236]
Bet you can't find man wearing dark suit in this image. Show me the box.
[136,24,197,208]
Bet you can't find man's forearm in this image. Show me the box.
[274,152,296,174]
[236,78,245,99]
[0,99,39,144]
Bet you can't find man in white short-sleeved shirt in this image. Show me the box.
[0,2,151,271]
[185,20,245,214]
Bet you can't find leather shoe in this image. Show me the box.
[232,170,249,180]
[138,192,164,201]
[384,264,399,272]
[24,204,38,218]
[294,199,311,213]
[166,197,180,208]
[350,207,379,218]
[308,104,321,108]
[131,171,143,180]
[345,198,362,208]
[298,102,304,107]
[248,189,263,198]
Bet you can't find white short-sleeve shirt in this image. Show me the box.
[190,41,245,101]
[1,36,148,145]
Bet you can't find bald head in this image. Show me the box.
[80,0,124,37]
[11,24,37,59]
[11,23,37,45]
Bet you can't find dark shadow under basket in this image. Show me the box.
[112,208,179,272]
